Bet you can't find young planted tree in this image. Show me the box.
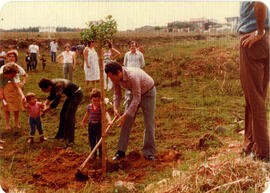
[80,15,117,177]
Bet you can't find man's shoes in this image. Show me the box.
[254,155,270,163]
[245,151,270,163]
[64,142,74,149]
[240,148,252,157]
[112,150,125,161]
[40,136,48,142]
[144,155,155,161]
[27,137,34,144]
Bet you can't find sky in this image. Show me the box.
[0,0,267,31]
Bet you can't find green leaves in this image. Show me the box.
[80,15,118,47]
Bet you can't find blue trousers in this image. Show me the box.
[29,116,43,136]
[30,53,37,70]
[118,86,156,156]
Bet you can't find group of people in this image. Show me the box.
[0,1,269,162]
[0,39,156,161]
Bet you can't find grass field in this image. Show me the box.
[0,32,270,193]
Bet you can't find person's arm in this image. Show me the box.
[124,77,141,117]
[81,111,89,129]
[40,102,45,109]
[83,48,90,68]
[139,52,145,68]
[21,73,28,87]
[72,52,76,71]
[117,76,141,127]
[111,48,120,60]
[12,82,25,102]
[113,83,122,118]
[241,2,267,48]
[105,111,112,125]
[23,101,28,109]
[17,65,28,88]
[41,99,52,117]
[57,53,63,64]
[0,88,4,100]
[37,46,40,57]
[123,53,128,66]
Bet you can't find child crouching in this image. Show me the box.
[81,88,111,158]
[24,92,47,144]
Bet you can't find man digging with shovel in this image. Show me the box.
[105,61,156,161]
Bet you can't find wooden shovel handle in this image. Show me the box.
[78,116,118,171]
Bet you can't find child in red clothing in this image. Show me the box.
[24,93,47,144]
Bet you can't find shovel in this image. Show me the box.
[75,116,118,181]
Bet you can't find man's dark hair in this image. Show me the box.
[105,61,122,75]
[39,78,53,89]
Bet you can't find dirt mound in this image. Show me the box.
[182,46,239,77]
[29,147,87,189]
[27,147,182,190]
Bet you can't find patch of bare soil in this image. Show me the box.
[25,147,181,190]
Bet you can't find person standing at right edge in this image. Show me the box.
[238,1,270,161]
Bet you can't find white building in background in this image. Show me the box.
[225,17,240,32]
[38,26,57,32]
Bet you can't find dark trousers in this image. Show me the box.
[27,62,32,72]
[29,116,43,136]
[42,62,46,70]
[240,30,270,159]
[51,52,56,62]
[88,122,102,157]
[55,90,83,143]
[30,53,37,70]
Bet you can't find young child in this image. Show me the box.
[24,93,47,144]
[25,51,31,72]
[81,88,111,158]
[40,54,46,71]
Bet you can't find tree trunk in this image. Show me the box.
[97,46,106,177]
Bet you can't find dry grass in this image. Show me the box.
[146,155,270,193]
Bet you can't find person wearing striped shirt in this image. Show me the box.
[81,88,111,158]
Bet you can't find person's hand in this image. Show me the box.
[114,108,120,118]
[87,64,90,68]
[41,107,49,117]
[18,82,25,89]
[41,111,45,117]
[80,121,85,129]
[21,96,26,104]
[241,31,264,48]
[73,66,76,71]
[117,113,127,127]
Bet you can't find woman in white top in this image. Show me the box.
[57,43,76,81]
[103,40,120,91]
[83,41,100,90]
